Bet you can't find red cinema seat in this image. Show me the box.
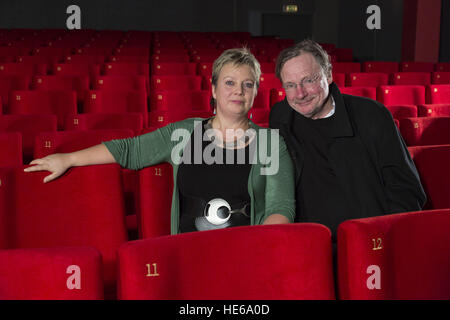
[0,132,22,166]
[377,85,425,106]
[9,90,77,129]
[103,62,149,78]
[259,73,281,91]
[432,72,450,85]
[399,116,450,146]
[332,73,346,88]
[0,62,46,76]
[118,224,335,300]
[270,88,286,107]
[33,129,134,158]
[259,62,276,74]
[150,75,202,91]
[9,164,128,295]
[253,89,270,109]
[348,73,388,87]
[400,62,434,73]
[191,54,219,63]
[0,167,13,249]
[362,61,399,73]
[137,163,173,238]
[114,47,150,57]
[337,209,450,299]
[151,62,197,76]
[248,108,270,125]
[93,75,147,92]
[197,62,212,77]
[340,87,377,100]
[108,55,148,63]
[83,90,148,127]
[31,75,89,106]
[390,72,431,86]
[0,114,57,164]
[0,247,104,300]
[63,113,144,133]
[332,62,361,74]
[0,75,30,112]
[408,144,450,209]
[435,63,450,72]
[52,63,101,80]
[385,105,418,120]
[417,104,450,117]
[148,110,213,128]
[151,54,190,63]
[150,90,210,112]
[65,54,105,64]
[0,47,31,61]
[426,85,450,104]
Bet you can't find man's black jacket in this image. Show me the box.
[269,83,427,228]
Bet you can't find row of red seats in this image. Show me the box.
[0,206,448,299]
[333,71,450,87]
[332,61,450,73]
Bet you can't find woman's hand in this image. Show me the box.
[24,153,72,183]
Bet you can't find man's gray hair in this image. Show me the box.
[275,39,332,81]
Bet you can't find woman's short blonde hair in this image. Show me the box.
[211,48,261,89]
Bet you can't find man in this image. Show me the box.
[269,39,426,240]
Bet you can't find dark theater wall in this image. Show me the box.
[440,0,450,62]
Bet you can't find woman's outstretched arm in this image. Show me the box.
[24,144,116,183]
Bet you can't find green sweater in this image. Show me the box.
[103,118,296,235]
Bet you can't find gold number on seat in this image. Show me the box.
[372,238,383,251]
[146,263,159,277]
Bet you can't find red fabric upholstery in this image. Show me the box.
[31,75,90,105]
[390,72,431,86]
[332,62,361,73]
[362,61,399,73]
[197,62,212,77]
[83,90,148,127]
[33,129,134,158]
[432,72,450,85]
[148,110,213,128]
[118,224,335,300]
[63,113,144,133]
[385,105,418,120]
[347,73,388,87]
[417,104,450,117]
[0,62,46,76]
[434,62,450,72]
[9,90,77,129]
[0,114,57,163]
[151,54,190,63]
[102,62,149,78]
[137,163,173,238]
[338,209,450,299]
[0,167,13,249]
[150,75,202,91]
[259,62,276,74]
[426,85,450,104]
[8,164,128,292]
[248,108,270,125]
[340,86,377,100]
[332,73,346,88]
[252,89,270,109]
[151,62,197,76]
[408,144,450,209]
[399,116,450,146]
[0,247,103,300]
[0,132,22,166]
[65,54,105,64]
[400,62,434,72]
[259,73,281,90]
[377,85,425,106]
[0,75,30,112]
[52,63,101,80]
[92,75,147,92]
[333,48,353,62]
[270,88,286,107]
[150,90,210,112]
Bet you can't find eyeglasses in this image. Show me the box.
[282,73,322,92]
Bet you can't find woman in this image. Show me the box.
[24,48,296,234]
